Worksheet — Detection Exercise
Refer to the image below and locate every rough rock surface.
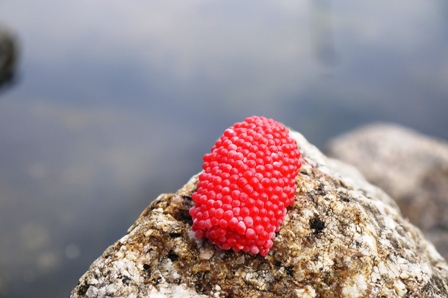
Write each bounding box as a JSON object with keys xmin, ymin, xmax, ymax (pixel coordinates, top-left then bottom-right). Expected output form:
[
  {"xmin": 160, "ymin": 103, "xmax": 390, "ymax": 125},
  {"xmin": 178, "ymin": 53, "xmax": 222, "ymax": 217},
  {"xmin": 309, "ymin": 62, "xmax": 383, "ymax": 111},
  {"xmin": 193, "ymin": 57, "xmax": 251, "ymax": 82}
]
[
  {"xmin": 326, "ymin": 123, "xmax": 448, "ymax": 260},
  {"xmin": 71, "ymin": 129, "xmax": 448, "ymax": 298}
]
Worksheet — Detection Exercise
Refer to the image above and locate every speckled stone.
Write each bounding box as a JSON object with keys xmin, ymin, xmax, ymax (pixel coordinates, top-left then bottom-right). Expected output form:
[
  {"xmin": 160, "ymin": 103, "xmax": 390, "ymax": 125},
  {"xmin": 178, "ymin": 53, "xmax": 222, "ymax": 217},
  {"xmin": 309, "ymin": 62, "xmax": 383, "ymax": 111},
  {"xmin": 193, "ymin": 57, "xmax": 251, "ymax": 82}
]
[
  {"xmin": 71, "ymin": 129, "xmax": 448, "ymax": 298},
  {"xmin": 326, "ymin": 123, "xmax": 448, "ymax": 260}
]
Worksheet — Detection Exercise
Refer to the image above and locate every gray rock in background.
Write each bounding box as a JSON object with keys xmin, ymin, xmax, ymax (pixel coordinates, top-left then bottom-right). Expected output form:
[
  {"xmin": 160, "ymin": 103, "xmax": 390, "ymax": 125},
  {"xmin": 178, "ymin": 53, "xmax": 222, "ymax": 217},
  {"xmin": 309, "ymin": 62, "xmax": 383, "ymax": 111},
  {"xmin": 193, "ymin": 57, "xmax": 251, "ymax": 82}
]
[
  {"xmin": 326, "ymin": 123, "xmax": 448, "ymax": 260},
  {"xmin": 71, "ymin": 129, "xmax": 448, "ymax": 298}
]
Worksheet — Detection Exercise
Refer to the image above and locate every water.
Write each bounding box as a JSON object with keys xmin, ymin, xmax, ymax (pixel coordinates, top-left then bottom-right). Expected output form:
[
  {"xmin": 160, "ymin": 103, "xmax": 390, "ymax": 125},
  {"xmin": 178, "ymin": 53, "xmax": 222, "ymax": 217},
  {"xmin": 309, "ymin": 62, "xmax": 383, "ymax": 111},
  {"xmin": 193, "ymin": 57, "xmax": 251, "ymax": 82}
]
[{"xmin": 0, "ymin": 1, "xmax": 447, "ymax": 297}]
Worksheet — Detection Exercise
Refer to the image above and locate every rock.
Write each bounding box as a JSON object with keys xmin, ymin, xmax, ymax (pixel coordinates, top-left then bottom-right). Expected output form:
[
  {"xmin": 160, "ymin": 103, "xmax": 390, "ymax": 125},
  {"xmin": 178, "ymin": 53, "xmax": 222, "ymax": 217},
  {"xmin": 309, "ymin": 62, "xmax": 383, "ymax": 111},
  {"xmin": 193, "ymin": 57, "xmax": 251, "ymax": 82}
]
[
  {"xmin": 0, "ymin": 27, "xmax": 18, "ymax": 88},
  {"xmin": 71, "ymin": 129, "xmax": 448, "ymax": 298},
  {"xmin": 326, "ymin": 123, "xmax": 448, "ymax": 260}
]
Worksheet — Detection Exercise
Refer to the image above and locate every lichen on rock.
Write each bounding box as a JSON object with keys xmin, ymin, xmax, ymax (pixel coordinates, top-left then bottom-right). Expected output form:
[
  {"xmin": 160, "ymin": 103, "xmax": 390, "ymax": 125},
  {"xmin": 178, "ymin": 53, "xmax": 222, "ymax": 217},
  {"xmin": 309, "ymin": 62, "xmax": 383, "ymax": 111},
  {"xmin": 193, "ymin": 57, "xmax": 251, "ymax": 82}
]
[{"xmin": 71, "ymin": 129, "xmax": 448, "ymax": 298}]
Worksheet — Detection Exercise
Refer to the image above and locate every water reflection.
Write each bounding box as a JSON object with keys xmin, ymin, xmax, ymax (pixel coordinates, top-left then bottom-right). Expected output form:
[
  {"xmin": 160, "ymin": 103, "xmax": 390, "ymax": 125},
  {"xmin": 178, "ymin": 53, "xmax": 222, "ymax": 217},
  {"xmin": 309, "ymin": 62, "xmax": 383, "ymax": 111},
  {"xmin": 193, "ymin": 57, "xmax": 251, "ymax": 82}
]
[
  {"xmin": 0, "ymin": 1, "xmax": 448, "ymax": 297},
  {"xmin": 310, "ymin": 0, "xmax": 338, "ymax": 68}
]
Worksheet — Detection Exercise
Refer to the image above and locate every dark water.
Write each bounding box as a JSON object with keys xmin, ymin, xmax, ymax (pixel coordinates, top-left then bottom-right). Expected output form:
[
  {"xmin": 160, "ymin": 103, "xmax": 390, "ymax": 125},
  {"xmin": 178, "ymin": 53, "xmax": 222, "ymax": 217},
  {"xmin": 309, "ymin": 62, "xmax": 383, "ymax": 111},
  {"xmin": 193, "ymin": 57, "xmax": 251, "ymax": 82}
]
[{"xmin": 0, "ymin": 1, "xmax": 447, "ymax": 297}]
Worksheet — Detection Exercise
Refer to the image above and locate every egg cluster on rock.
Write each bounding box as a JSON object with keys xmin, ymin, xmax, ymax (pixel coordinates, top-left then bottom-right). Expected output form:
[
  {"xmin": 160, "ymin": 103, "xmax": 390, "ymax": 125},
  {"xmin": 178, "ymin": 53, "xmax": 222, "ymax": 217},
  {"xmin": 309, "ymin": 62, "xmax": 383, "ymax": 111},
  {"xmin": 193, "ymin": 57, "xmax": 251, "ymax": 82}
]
[{"xmin": 190, "ymin": 116, "xmax": 301, "ymax": 256}]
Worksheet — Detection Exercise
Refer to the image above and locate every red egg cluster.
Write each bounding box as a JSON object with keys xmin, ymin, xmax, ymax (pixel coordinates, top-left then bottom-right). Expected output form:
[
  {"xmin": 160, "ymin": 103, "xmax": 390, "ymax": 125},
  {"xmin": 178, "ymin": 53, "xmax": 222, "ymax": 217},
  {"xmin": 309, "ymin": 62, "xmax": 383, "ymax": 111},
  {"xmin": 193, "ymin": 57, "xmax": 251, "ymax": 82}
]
[{"xmin": 189, "ymin": 116, "xmax": 301, "ymax": 256}]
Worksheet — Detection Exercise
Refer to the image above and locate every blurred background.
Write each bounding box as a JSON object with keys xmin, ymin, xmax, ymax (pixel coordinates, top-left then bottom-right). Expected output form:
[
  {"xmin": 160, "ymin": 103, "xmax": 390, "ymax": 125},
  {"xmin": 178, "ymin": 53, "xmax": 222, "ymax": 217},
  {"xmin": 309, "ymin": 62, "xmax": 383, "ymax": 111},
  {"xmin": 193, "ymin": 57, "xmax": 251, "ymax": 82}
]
[{"xmin": 1, "ymin": 0, "xmax": 448, "ymax": 297}]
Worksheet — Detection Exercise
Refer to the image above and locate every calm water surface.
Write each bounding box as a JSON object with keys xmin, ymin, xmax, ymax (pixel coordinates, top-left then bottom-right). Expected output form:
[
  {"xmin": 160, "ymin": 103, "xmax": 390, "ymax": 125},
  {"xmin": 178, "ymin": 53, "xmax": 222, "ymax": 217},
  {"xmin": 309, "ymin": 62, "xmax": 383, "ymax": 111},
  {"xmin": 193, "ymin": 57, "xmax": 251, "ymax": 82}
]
[{"xmin": 1, "ymin": 1, "xmax": 448, "ymax": 297}]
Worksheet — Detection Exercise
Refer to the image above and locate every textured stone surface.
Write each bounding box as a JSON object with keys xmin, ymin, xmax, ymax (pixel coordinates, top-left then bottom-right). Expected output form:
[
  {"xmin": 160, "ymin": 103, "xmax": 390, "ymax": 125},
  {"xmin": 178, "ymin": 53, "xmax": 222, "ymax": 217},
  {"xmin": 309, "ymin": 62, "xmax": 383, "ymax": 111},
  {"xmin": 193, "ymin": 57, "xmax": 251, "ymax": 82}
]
[
  {"xmin": 326, "ymin": 123, "xmax": 448, "ymax": 260},
  {"xmin": 71, "ymin": 129, "xmax": 448, "ymax": 298}
]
